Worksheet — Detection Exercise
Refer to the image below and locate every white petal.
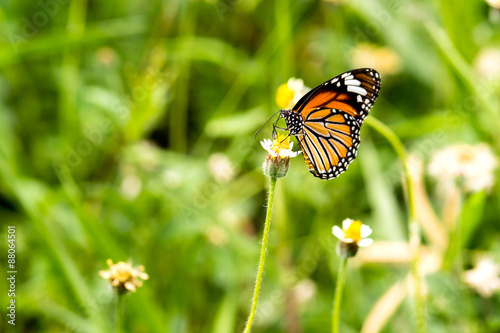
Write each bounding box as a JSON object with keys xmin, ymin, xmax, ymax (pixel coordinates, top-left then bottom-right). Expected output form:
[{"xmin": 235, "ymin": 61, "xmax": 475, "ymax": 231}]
[
  {"xmin": 279, "ymin": 149, "xmax": 291, "ymax": 158},
  {"xmin": 332, "ymin": 226, "xmax": 345, "ymax": 240},
  {"xmin": 260, "ymin": 140, "xmax": 271, "ymax": 150},
  {"xmin": 260, "ymin": 140, "xmax": 277, "ymax": 156},
  {"xmin": 342, "ymin": 218, "xmax": 354, "ymax": 230},
  {"xmin": 289, "ymin": 142, "xmax": 294, "ymax": 150},
  {"xmin": 360, "ymin": 225, "xmax": 372, "ymax": 238},
  {"xmin": 357, "ymin": 238, "xmax": 373, "ymax": 247}
]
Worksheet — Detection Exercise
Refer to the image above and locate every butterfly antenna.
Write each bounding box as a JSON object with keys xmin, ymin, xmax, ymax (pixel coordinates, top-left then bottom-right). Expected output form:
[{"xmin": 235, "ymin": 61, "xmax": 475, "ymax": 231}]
[
  {"xmin": 254, "ymin": 110, "xmax": 282, "ymax": 140},
  {"xmin": 272, "ymin": 117, "xmax": 277, "ymax": 139}
]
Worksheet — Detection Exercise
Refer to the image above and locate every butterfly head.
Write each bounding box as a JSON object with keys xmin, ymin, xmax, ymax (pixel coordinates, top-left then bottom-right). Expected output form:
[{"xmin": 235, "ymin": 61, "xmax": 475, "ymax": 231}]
[{"xmin": 279, "ymin": 110, "xmax": 303, "ymax": 136}]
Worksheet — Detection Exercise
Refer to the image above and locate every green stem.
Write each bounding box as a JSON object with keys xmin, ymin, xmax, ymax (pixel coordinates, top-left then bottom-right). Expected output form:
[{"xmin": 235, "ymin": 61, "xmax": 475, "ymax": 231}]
[
  {"xmin": 332, "ymin": 256, "xmax": 348, "ymax": 333},
  {"xmin": 365, "ymin": 116, "xmax": 426, "ymax": 333},
  {"xmin": 243, "ymin": 177, "xmax": 278, "ymax": 333},
  {"xmin": 116, "ymin": 294, "xmax": 124, "ymax": 333}
]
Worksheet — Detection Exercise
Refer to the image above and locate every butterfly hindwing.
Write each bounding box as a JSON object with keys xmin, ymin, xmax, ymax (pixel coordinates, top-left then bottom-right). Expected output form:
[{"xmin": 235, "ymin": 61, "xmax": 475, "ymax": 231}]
[{"xmin": 297, "ymin": 109, "xmax": 361, "ymax": 179}]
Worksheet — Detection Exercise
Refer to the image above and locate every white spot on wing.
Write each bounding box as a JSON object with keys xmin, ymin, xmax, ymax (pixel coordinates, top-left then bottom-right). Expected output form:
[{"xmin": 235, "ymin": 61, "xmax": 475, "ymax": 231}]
[
  {"xmin": 344, "ymin": 79, "xmax": 361, "ymax": 86},
  {"xmin": 347, "ymin": 85, "xmax": 367, "ymax": 95},
  {"xmin": 341, "ymin": 72, "xmax": 351, "ymax": 78}
]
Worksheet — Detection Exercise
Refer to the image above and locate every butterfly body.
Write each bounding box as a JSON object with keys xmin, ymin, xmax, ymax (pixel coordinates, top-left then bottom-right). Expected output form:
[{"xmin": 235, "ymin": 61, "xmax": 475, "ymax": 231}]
[
  {"xmin": 280, "ymin": 110, "xmax": 303, "ymax": 135},
  {"xmin": 280, "ymin": 68, "xmax": 381, "ymax": 180}
]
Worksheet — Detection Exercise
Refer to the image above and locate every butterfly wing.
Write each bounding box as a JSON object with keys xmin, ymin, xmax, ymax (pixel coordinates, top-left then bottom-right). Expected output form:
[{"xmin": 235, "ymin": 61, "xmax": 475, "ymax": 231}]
[{"xmin": 293, "ymin": 68, "xmax": 381, "ymax": 179}]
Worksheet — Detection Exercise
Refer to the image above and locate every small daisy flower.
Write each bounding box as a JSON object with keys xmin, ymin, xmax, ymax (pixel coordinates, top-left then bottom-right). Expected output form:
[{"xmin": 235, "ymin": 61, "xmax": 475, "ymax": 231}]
[
  {"xmin": 332, "ymin": 219, "xmax": 373, "ymax": 246},
  {"xmin": 276, "ymin": 78, "xmax": 310, "ymax": 109},
  {"xmin": 462, "ymin": 256, "xmax": 500, "ymax": 298},
  {"xmin": 261, "ymin": 133, "xmax": 301, "ymax": 159},
  {"xmin": 428, "ymin": 143, "xmax": 498, "ymax": 193},
  {"xmin": 332, "ymin": 219, "xmax": 373, "ymax": 258},
  {"xmin": 99, "ymin": 259, "xmax": 149, "ymax": 295},
  {"xmin": 261, "ymin": 133, "xmax": 301, "ymax": 178}
]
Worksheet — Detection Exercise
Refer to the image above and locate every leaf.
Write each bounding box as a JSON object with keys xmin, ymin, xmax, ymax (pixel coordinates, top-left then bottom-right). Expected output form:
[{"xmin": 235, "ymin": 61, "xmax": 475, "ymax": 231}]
[{"xmin": 460, "ymin": 190, "xmax": 487, "ymax": 248}]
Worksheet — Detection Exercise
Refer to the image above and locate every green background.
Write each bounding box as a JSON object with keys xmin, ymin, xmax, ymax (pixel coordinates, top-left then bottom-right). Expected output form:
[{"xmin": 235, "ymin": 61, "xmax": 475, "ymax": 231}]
[{"xmin": 1, "ymin": 0, "xmax": 500, "ymax": 332}]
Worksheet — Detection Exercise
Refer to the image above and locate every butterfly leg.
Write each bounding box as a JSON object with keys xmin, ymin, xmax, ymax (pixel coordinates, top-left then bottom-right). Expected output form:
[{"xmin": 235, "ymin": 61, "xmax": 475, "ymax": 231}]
[
  {"xmin": 272, "ymin": 125, "xmax": 287, "ymax": 139},
  {"xmin": 279, "ymin": 132, "xmax": 291, "ymax": 143}
]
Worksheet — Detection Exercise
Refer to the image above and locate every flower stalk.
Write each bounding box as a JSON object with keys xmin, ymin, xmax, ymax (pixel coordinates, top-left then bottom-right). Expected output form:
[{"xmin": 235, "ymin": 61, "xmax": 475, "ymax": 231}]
[
  {"xmin": 116, "ymin": 294, "xmax": 124, "ymax": 333},
  {"xmin": 332, "ymin": 256, "xmax": 347, "ymax": 333},
  {"xmin": 365, "ymin": 116, "xmax": 426, "ymax": 333},
  {"xmin": 331, "ymin": 219, "xmax": 373, "ymax": 333},
  {"xmin": 99, "ymin": 259, "xmax": 149, "ymax": 332},
  {"xmin": 244, "ymin": 176, "xmax": 277, "ymax": 333},
  {"xmin": 244, "ymin": 134, "xmax": 299, "ymax": 332}
]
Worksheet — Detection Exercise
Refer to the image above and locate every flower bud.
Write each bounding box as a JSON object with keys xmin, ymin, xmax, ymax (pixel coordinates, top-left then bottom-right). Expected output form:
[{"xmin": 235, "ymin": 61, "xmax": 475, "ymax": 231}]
[
  {"xmin": 337, "ymin": 241, "xmax": 359, "ymax": 259},
  {"xmin": 263, "ymin": 154, "xmax": 290, "ymax": 178}
]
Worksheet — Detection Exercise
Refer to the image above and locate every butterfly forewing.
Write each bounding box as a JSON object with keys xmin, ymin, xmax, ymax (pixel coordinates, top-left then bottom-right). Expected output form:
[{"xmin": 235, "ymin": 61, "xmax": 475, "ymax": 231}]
[
  {"xmin": 287, "ymin": 68, "xmax": 381, "ymax": 180},
  {"xmin": 294, "ymin": 68, "xmax": 380, "ymax": 122}
]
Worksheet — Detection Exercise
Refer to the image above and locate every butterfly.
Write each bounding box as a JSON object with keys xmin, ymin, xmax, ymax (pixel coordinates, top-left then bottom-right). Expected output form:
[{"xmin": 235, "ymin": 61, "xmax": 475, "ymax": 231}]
[{"xmin": 278, "ymin": 68, "xmax": 381, "ymax": 180}]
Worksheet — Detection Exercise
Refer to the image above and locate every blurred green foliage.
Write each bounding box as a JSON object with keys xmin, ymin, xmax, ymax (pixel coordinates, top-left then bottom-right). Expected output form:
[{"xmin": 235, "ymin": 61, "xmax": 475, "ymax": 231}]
[{"xmin": 0, "ymin": 0, "xmax": 500, "ymax": 332}]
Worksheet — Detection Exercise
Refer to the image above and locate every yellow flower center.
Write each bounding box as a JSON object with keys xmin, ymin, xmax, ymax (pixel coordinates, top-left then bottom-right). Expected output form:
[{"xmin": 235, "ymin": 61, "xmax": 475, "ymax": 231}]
[
  {"xmin": 458, "ymin": 147, "xmax": 475, "ymax": 163},
  {"xmin": 344, "ymin": 220, "xmax": 362, "ymax": 241},
  {"xmin": 276, "ymin": 83, "xmax": 294, "ymax": 109},
  {"xmin": 270, "ymin": 134, "xmax": 291, "ymax": 154},
  {"xmin": 112, "ymin": 262, "xmax": 134, "ymax": 282}
]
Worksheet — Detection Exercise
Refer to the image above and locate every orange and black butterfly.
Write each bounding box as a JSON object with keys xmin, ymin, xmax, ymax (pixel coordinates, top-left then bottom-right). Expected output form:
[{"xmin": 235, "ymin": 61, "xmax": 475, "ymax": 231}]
[{"xmin": 279, "ymin": 68, "xmax": 381, "ymax": 180}]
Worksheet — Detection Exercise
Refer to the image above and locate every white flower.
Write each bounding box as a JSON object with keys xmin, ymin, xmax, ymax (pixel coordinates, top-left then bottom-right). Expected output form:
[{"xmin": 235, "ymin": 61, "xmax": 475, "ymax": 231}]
[
  {"xmin": 276, "ymin": 78, "xmax": 310, "ymax": 109},
  {"xmin": 462, "ymin": 256, "xmax": 500, "ymax": 298},
  {"xmin": 486, "ymin": 0, "xmax": 500, "ymax": 9},
  {"xmin": 428, "ymin": 143, "xmax": 498, "ymax": 193},
  {"xmin": 260, "ymin": 134, "xmax": 301, "ymax": 178},
  {"xmin": 208, "ymin": 153, "xmax": 234, "ymax": 183},
  {"xmin": 293, "ymin": 279, "xmax": 317, "ymax": 305},
  {"xmin": 332, "ymin": 218, "xmax": 373, "ymax": 247},
  {"xmin": 260, "ymin": 134, "xmax": 301, "ymax": 159},
  {"xmin": 120, "ymin": 164, "xmax": 142, "ymax": 200},
  {"xmin": 474, "ymin": 47, "xmax": 500, "ymax": 82},
  {"xmin": 99, "ymin": 259, "xmax": 149, "ymax": 294}
]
